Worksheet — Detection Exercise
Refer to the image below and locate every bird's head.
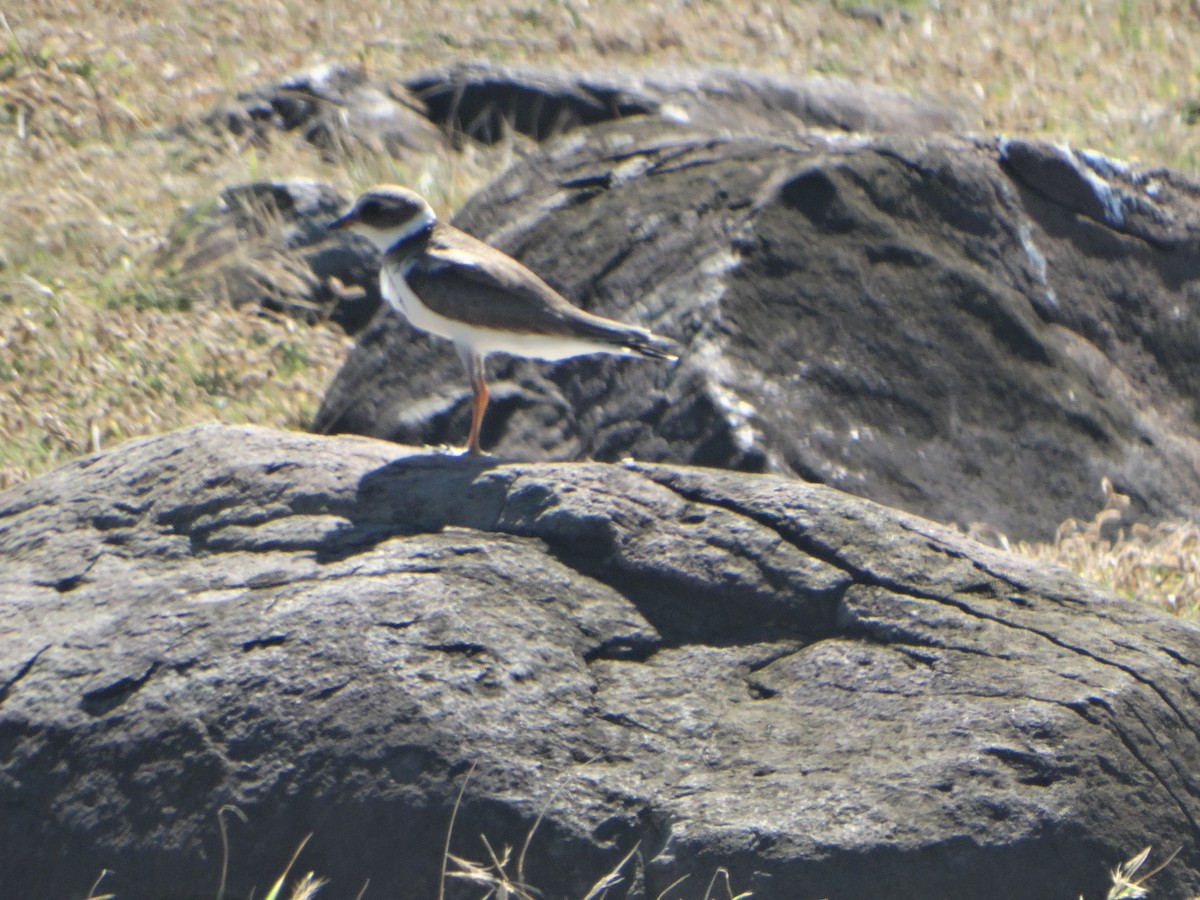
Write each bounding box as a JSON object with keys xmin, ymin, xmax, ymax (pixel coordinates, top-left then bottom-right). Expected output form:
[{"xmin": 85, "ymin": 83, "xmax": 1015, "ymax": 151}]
[{"xmin": 327, "ymin": 185, "xmax": 437, "ymax": 252}]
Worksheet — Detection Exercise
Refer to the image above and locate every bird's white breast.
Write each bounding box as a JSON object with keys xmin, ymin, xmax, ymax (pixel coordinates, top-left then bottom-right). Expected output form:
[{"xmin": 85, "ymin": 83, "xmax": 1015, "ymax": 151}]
[{"xmin": 381, "ymin": 262, "xmax": 461, "ymax": 342}]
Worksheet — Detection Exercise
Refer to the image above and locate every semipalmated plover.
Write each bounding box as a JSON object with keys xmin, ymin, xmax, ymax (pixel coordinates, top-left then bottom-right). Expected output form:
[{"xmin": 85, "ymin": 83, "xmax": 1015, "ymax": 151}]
[{"xmin": 328, "ymin": 185, "xmax": 678, "ymax": 455}]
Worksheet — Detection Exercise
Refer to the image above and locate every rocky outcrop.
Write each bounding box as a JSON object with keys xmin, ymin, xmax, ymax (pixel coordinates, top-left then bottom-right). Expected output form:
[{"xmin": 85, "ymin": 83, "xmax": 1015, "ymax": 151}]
[
  {"xmin": 314, "ymin": 118, "xmax": 1200, "ymax": 540},
  {"xmin": 203, "ymin": 62, "xmax": 444, "ymax": 157},
  {"xmin": 174, "ymin": 61, "xmax": 961, "ymax": 334},
  {"xmin": 2, "ymin": 424, "xmax": 1199, "ymax": 899},
  {"xmin": 159, "ymin": 180, "xmax": 381, "ymax": 333},
  {"xmin": 201, "ymin": 61, "xmax": 967, "ymax": 155},
  {"xmin": 404, "ymin": 61, "xmax": 968, "ymax": 144}
]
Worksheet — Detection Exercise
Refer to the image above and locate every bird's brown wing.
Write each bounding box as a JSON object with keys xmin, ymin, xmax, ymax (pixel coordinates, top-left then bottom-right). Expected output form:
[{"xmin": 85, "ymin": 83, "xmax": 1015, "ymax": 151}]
[{"xmin": 401, "ymin": 227, "xmax": 648, "ymax": 346}]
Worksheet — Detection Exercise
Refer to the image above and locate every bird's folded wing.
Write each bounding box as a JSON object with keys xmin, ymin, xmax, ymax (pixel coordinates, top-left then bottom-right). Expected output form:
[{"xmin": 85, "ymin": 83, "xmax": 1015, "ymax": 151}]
[{"xmin": 402, "ymin": 230, "xmax": 644, "ymax": 345}]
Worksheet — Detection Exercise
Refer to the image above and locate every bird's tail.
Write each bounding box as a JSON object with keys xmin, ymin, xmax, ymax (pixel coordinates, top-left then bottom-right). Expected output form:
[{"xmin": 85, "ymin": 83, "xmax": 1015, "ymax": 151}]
[{"xmin": 626, "ymin": 328, "xmax": 681, "ymax": 361}]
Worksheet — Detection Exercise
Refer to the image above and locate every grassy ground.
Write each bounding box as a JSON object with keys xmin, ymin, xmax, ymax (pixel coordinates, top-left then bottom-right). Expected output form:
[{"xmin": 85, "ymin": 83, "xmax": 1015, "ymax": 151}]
[{"xmin": 4, "ymin": 0, "xmax": 1200, "ymax": 615}]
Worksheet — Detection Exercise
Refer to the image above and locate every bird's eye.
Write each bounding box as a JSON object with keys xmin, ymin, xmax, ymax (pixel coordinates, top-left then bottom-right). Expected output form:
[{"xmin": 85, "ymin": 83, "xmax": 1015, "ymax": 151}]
[{"xmin": 358, "ymin": 198, "xmax": 380, "ymax": 220}]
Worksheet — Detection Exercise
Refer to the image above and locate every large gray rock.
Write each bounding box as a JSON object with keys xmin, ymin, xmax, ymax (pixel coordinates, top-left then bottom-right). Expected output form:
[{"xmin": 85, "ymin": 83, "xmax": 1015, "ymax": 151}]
[
  {"xmin": 314, "ymin": 118, "xmax": 1200, "ymax": 540},
  {"xmin": 160, "ymin": 180, "xmax": 380, "ymax": 333},
  {"xmin": 201, "ymin": 61, "xmax": 966, "ymax": 153},
  {"xmin": 2, "ymin": 424, "xmax": 1199, "ymax": 899},
  {"xmin": 203, "ymin": 62, "xmax": 444, "ymax": 157},
  {"xmin": 180, "ymin": 62, "xmax": 964, "ymax": 333},
  {"xmin": 403, "ymin": 62, "xmax": 968, "ymax": 143}
]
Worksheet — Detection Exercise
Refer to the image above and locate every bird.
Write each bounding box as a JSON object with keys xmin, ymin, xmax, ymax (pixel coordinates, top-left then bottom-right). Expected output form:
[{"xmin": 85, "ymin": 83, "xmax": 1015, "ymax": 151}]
[{"xmin": 327, "ymin": 184, "xmax": 679, "ymax": 455}]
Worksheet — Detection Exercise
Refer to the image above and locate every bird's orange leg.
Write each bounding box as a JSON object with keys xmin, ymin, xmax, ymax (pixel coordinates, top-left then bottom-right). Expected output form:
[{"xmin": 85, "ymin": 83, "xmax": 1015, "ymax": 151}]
[
  {"xmin": 461, "ymin": 349, "xmax": 489, "ymax": 456},
  {"xmin": 467, "ymin": 371, "xmax": 489, "ymax": 455}
]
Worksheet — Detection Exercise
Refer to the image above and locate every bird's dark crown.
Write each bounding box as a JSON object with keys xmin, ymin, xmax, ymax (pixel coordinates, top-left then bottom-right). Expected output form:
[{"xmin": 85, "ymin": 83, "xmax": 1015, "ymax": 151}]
[{"xmin": 350, "ymin": 185, "xmax": 435, "ymax": 230}]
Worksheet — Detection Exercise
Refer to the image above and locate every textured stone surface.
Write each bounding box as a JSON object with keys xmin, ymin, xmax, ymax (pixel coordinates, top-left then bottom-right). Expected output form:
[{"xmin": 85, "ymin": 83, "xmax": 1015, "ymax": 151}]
[
  {"xmin": 202, "ymin": 61, "xmax": 965, "ymax": 152},
  {"xmin": 314, "ymin": 119, "xmax": 1200, "ymax": 540},
  {"xmin": 2, "ymin": 424, "xmax": 1199, "ymax": 899},
  {"xmin": 204, "ymin": 61, "xmax": 444, "ymax": 156},
  {"xmin": 403, "ymin": 61, "xmax": 968, "ymax": 143}
]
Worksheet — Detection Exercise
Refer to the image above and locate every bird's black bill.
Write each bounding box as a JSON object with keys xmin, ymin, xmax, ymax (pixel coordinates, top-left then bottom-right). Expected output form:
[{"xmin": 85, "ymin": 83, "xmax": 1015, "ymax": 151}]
[{"xmin": 325, "ymin": 211, "xmax": 355, "ymax": 233}]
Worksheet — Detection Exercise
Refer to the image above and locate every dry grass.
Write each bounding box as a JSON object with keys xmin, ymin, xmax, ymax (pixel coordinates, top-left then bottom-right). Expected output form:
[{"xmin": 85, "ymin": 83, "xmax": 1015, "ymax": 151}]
[
  {"xmin": 1005, "ymin": 479, "xmax": 1200, "ymax": 620},
  {"xmin": 4, "ymin": 0, "xmax": 1200, "ymax": 614},
  {"xmin": 1100, "ymin": 845, "xmax": 1183, "ymax": 899}
]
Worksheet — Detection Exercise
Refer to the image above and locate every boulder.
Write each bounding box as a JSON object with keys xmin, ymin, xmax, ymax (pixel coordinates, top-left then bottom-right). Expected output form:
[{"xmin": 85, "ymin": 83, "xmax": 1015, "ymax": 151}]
[
  {"xmin": 204, "ymin": 62, "xmax": 444, "ymax": 157},
  {"xmin": 313, "ymin": 118, "xmax": 1200, "ymax": 540},
  {"xmin": 201, "ymin": 61, "xmax": 966, "ymax": 153},
  {"xmin": 2, "ymin": 423, "xmax": 1199, "ymax": 899},
  {"xmin": 403, "ymin": 62, "xmax": 968, "ymax": 143},
  {"xmin": 178, "ymin": 62, "xmax": 964, "ymax": 333},
  {"xmin": 160, "ymin": 180, "xmax": 379, "ymax": 333}
]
